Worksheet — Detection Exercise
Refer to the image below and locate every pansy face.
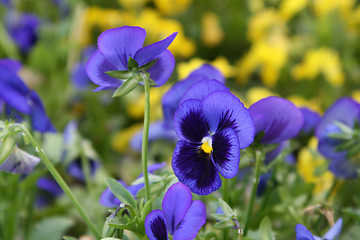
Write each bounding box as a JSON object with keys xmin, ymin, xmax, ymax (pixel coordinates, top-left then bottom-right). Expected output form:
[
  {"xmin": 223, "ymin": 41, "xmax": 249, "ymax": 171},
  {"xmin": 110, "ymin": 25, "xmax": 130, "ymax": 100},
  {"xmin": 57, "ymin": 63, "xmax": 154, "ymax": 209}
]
[
  {"xmin": 172, "ymin": 90, "xmax": 254, "ymax": 195},
  {"xmin": 86, "ymin": 26, "xmax": 177, "ymax": 91}
]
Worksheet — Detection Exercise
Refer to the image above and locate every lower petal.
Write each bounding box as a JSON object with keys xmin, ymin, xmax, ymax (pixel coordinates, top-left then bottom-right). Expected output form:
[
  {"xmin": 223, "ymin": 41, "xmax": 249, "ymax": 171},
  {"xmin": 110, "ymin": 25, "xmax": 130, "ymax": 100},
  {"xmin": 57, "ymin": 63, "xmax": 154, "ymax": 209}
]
[
  {"xmin": 145, "ymin": 209, "xmax": 169, "ymax": 240},
  {"xmin": 212, "ymin": 128, "xmax": 240, "ymax": 179},
  {"xmin": 329, "ymin": 158, "xmax": 358, "ymax": 179},
  {"xmin": 172, "ymin": 140, "xmax": 222, "ymax": 195}
]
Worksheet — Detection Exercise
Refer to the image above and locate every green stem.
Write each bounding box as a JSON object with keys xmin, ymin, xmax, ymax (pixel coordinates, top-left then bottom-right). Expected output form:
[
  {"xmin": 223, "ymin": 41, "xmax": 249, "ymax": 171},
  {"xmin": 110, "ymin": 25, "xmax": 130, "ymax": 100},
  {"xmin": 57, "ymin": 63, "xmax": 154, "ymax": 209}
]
[
  {"xmin": 141, "ymin": 74, "xmax": 151, "ymax": 201},
  {"xmin": 80, "ymin": 148, "xmax": 92, "ymax": 193},
  {"xmin": 243, "ymin": 150, "xmax": 262, "ymax": 236},
  {"xmin": 222, "ymin": 178, "xmax": 229, "ymax": 240},
  {"xmin": 14, "ymin": 124, "xmax": 101, "ymax": 239}
]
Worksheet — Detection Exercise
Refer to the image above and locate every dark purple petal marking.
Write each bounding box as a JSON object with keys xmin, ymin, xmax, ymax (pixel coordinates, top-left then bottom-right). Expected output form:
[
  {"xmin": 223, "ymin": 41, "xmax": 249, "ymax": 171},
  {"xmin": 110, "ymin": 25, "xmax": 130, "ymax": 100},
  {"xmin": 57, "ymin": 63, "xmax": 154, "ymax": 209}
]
[
  {"xmin": 174, "ymin": 99, "xmax": 208, "ymax": 142},
  {"xmin": 212, "ymin": 128, "xmax": 240, "ymax": 179},
  {"xmin": 172, "ymin": 140, "xmax": 222, "ymax": 195},
  {"xmin": 145, "ymin": 210, "xmax": 168, "ymax": 240}
]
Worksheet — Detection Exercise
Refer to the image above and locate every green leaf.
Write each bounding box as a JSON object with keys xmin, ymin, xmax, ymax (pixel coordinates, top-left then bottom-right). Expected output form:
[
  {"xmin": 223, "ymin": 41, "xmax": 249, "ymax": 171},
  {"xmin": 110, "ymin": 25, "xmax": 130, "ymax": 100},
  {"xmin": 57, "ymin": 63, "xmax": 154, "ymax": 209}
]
[
  {"xmin": 343, "ymin": 208, "xmax": 360, "ymax": 222},
  {"xmin": 131, "ymin": 174, "xmax": 163, "ymax": 185},
  {"xmin": 127, "ymin": 57, "xmax": 139, "ymax": 70},
  {"xmin": 211, "ymin": 213, "xmax": 231, "ymax": 222},
  {"xmin": 141, "ymin": 199, "xmax": 153, "ymax": 221},
  {"xmin": 148, "ymin": 78, "xmax": 158, "ymax": 87},
  {"xmin": 106, "ymin": 177, "xmax": 137, "ymax": 209},
  {"xmin": 212, "ymin": 220, "xmax": 234, "ymax": 229},
  {"xmin": 29, "ymin": 217, "xmax": 74, "ymax": 240},
  {"xmin": 63, "ymin": 237, "xmax": 78, "ymax": 240},
  {"xmin": 259, "ymin": 217, "xmax": 275, "ymax": 240},
  {"xmin": 219, "ymin": 198, "xmax": 235, "ymax": 217},
  {"xmin": 112, "ymin": 77, "xmax": 139, "ymax": 98},
  {"xmin": 136, "ymin": 181, "xmax": 164, "ymax": 199},
  {"xmin": 140, "ymin": 59, "xmax": 158, "ymax": 72},
  {"xmin": 0, "ymin": 136, "xmax": 16, "ymax": 164},
  {"xmin": 108, "ymin": 216, "xmax": 138, "ymax": 232},
  {"xmin": 106, "ymin": 70, "xmax": 134, "ymax": 80},
  {"xmin": 101, "ymin": 238, "xmax": 122, "ymax": 240}
]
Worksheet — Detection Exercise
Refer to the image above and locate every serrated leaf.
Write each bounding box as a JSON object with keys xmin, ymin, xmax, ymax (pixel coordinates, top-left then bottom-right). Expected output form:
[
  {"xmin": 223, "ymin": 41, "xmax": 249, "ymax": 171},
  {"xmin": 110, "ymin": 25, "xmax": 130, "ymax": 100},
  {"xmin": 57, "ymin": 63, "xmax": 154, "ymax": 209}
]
[
  {"xmin": 106, "ymin": 70, "xmax": 134, "ymax": 80},
  {"xmin": 219, "ymin": 198, "xmax": 235, "ymax": 217},
  {"xmin": 212, "ymin": 220, "xmax": 234, "ymax": 229},
  {"xmin": 140, "ymin": 59, "xmax": 158, "ymax": 72},
  {"xmin": 106, "ymin": 178, "xmax": 137, "ymax": 209},
  {"xmin": 259, "ymin": 217, "xmax": 275, "ymax": 240},
  {"xmin": 112, "ymin": 77, "xmax": 139, "ymax": 97},
  {"xmin": 127, "ymin": 57, "xmax": 139, "ymax": 70},
  {"xmin": 29, "ymin": 217, "xmax": 74, "ymax": 240}
]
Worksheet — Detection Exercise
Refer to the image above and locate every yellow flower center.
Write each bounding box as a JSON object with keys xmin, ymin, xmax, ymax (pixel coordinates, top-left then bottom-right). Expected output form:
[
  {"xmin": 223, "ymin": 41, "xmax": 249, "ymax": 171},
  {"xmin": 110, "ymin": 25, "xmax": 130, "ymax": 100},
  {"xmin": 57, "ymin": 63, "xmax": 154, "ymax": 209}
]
[{"xmin": 201, "ymin": 136, "xmax": 213, "ymax": 154}]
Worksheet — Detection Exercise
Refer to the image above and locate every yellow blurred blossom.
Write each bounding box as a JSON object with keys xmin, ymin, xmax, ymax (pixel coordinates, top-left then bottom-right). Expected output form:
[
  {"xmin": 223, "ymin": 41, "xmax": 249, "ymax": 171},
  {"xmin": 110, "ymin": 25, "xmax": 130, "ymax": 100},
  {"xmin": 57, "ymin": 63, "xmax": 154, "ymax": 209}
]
[
  {"xmin": 292, "ymin": 48, "xmax": 344, "ymax": 87},
  {"xmin": 118, "ymin": 0, "xmax": 149, "ymax": 9},
  {"xmin": 287, "ymin": 95, "xmax": 322, "ymax": 113},
  {"xmin": 154, "ymin": 0, "xmax": 193, "ymax": 16},
  {"xmin": 245, "ymin": 87, "xmax": 277, "ymax": 107},
  {"xmin": 177, "ymin": 56, "xmax": 235, "ymax": 79},
  {"xmin": 279, "ymin": 0, "xmax": 308, "ymax": 21},
  {"xmin": 248, "ymin": 0, "xmax": 264, "ymax": 13},
  {"xmin": 297, "ymin": 137, "xmax": 334, "ymax": 194},
  {"xmin": 201, "ymin": 12, "xmax": 224, "ymax": 47},
  {"xmin": 312, "ymin": 0, "xmax": 354, "ymax": 18},
  {"xmin": 352, "ymin": 91, "xmax": 360, "ymax": 103},
  {"xmin": 112, "ymin": 124, "xmax": 142, "ymax": 153}
]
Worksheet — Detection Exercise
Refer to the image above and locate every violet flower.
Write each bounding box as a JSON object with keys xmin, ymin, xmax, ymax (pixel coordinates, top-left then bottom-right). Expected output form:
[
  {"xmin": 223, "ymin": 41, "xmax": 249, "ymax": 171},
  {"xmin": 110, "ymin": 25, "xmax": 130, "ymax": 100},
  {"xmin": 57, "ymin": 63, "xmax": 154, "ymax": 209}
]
[
  {"xmin": 86, "ymin": 26, "xmax": 177, "ymax": 92},
  {"xmin": 36, "ymin": 177, "xmax": 63, "ymax": 207},
  {"xmin": 315, "ymin": 97, "xmax": 360, "ymax": 178},
  {"xmin": 145, "ymin": 182, "xmax": 206, "ymax": 240},
  {"xmin": 71, "ymin": 46, "xmax": 97, "ymax": 90},
  {"xmin": 172, "ymin": 88, "xmax": 254, "ymax": 195},
  {"xmin": 295, "ymin": 218, "xmax": 342, "ymax": 240}
]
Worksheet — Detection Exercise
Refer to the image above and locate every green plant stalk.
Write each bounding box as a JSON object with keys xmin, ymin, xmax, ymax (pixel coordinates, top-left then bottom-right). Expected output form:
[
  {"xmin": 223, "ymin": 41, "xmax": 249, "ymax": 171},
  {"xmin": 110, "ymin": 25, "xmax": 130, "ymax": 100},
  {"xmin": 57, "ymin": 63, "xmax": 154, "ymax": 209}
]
[
  {"xmin": 243, "ymin": 150, "xmax": 262, "ymax": 236},
  {"xmin": 80, "ymin": 148, "xmax": 92, "ymax": 193},
  {"xmin": 222, "ymin": 178, "xmax": 229, "ymax": 240},
  {"xmin": 141, "ymin": 75, "xmax": 151, "ymax": 201},
  {"xmin": 14, "ymin": 124, "xmax": 101, "ymax": 239}
]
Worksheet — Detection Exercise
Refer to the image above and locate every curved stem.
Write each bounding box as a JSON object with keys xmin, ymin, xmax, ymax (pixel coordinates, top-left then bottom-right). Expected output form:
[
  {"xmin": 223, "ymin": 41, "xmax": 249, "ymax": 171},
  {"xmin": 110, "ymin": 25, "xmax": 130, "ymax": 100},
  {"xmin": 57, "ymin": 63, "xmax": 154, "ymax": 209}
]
[
  {"xmin": 13, "ymin": 124, "xmax": 101, "ymax": 239},
  {"xmin": 141, "ymin": 75, "xmax": 151, "ymax": 201},
  {"xmin": 222, "ymin": 178, "xmax": 229, "ymax": 203},
  {"xmin": 243, "ymin": 150, "xmax": 262, "ymax": 236}
]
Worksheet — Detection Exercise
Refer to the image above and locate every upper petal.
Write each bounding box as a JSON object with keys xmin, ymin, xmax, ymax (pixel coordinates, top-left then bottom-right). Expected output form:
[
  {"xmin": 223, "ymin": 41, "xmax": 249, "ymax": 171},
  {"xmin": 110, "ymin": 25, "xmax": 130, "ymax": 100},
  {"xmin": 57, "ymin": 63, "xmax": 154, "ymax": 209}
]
[
  {"xmin": 173, "ymin": 200, "xmax": 206, "ymax": 240},
  {"xmin": 174, "ymin": 99, "xmax": 209, "ymax": 142},
  {"xmin": 97, "ymin": 26, "xmax": 146, "ymax": 70},
  {"xmin": 180, "ymin": 79, "xmax": 229, "ymax": 104},
  {"xmin": 201, "ymin": 91, "xmax": 255, "ymax": 149},
  {"xmin": 162, "ymin": 182, "xmax": 192, "ymax": 235},
  {"xmin": 324, "ymin": 218, "xmax": 342, "ymax": 240},
  {"xmin": 212, "ymin": 127, "xmax": 240, "ymax": 179},
  {"xmin": 28, "ymin": 91, "xmax": 56, "ymax": 133},
  {"xmin": 86, "ymin": 50, "xmax": 123, "ymax": 90},
  {"xmin": 134, "ymin": 32, "xmax": 177, "ymax": 66},
  {"xmin": 249, "ymin": 96, "xmax": 304, "ymax": 144},
  {"xmin": 172, "ymin": 140, "xmax": 222, "ymax": 195},
  {"xmin": 147, "ymin": 49, "xmax": 175, "ymax": 87},
  {"xmin": 99, "ymin": 187, "xmax": 121, "ymax": 208},
  {"xmin": 295, "ymin": 224, "xmax": 316, "ymax": 240},
  {"xmin": 145, "ymin": 209, "xmax": 169, "ymax": 240}
]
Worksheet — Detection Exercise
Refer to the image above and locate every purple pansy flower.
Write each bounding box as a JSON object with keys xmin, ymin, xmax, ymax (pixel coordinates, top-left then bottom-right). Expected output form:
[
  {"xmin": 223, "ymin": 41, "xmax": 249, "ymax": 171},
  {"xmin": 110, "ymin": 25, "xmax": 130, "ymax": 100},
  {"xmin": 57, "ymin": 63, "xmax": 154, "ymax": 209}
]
[
  {"xmin": 71, "ymin": 46, "xmax": 97, "ymax": 90},
  {"xmin": 172, "ymin": 88, "xmax": 255, "ymax": 195},
  {"xmin": 130, "ymin": 64, "xmax": 224, "ymax": 152},
  {"xmin": 295, "ymin": 218, "xmax": 342, "ymax": 240},
  {"xmin": 0, "ymin": 59, "xmax": 55, "ymax": 133},
  {"xmin": 86, "ymin": 26, "xmax": 177, "ymax": 92},
  {"xmin": 145, "ymin": 182, "xmax": 206, "ymax": 240},
  {"xmin": 315, "ymin": 98, "xmax": 360, "ymax": 179},
  {"xmin": 100, "ymin": 162, "xmax": 166, "ymax": 208},
  {"xmin": 0, "ymin": 147, "xmax": 40, "ymax": 174},
  {"xmin": 299, "ymin": 108, "xmax": 321, "ymax": 136},
  {"xmin": 36, "ymin": 177, "xmax": 63, "ymax": 207}
]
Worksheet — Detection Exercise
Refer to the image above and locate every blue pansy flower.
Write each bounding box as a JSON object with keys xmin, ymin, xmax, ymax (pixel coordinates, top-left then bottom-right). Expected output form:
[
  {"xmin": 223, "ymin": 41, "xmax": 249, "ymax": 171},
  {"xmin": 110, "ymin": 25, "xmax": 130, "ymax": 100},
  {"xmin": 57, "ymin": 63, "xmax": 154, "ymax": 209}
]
[
  {"xmin": 316, "ymin": 97, "xmax": 360, "ymax": 178},
  {"xmin": 172, "ymin": 89, "xmax": 254, "ymax": 195},
  {"xmin": 298, "ymin": 108, "xmax": 321, "ymax": 136},
  {"xmin": 36, "ymin": 177, "xmax": 63, "ymax": 207},
  {"xmin": 86, "ymin": 26, "xmax": 177, "ymax": 91},
  {"xmin": 295, "ymin": 218, "xmax": 342, "ymax": 240},
  {"xmin": 99, "ymin": 162, "xmax": 166, "ymax": 208},
  {"xmin": 5, "ymin": 12, "xmax": 39, "ymax": 53},
  {"xmin": 145, "ymin": 182, "xmax": 206, "ymax": 240},
  {"xmin": 0, "ymin": 59, "xmax": 55, "ymax": 133},
  {"xmin": 71, "ymin": 46, "xmax": 97, "ymax": 90},
  {"xmin": 0, "ymin": 147, "xmax": 40, "ymax": 174},
  {"xmin": 130, "ymin": 64, "xmax": 224, "ymax": 152}
]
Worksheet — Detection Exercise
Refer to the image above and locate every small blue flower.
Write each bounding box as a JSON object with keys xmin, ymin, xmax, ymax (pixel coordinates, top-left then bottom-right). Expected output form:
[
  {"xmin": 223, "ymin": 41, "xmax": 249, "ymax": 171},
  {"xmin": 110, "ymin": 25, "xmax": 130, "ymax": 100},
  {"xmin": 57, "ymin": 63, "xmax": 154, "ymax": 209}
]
[
  {"xmin": 0, "ymin": 146, "xmax": 40, "ymax": 174},
  {"xmin": 35, "ymin": 177, "xmax": 63, "ymax": 207},
  {"xmin": 295, "ymin": 218, "xmax": 342, "ymax": 240},
  {"xmin": 172, "ymin": 89, "xmax": 254, "ymax": 195},
  {"xmin": 316, "ymin": 97, "xmax": 360, "ymax": 178},
  {"xmin": 86, "ymin": 26, "xmax": 177, "ymax": 92},
  {"xmin": 71, "ymin": 46, "xmax": 97, "ymax": 90},
  {"xmin": 145, "ymin": 182, "xmax": 206, "ymax": 240}
]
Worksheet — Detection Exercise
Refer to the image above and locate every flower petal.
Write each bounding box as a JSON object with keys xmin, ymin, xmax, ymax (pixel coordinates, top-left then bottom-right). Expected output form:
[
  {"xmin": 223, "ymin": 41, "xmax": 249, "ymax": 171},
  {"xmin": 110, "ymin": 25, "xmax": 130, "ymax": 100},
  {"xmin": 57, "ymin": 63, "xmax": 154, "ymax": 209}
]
[
  {"xmin": 324, "ymin": 218, "xmax": 342, "ymax": 240},
  {"xmin": 36, "ymin": 177, "xmax": 63, "ymax": 196},
  {"xmin": 28, "ymin": 91, "xmax": 56, "ymax": 133},
  {"xmin": 0, "ymin": 65, "xmax": 31, "ymax": 114},
  {"xmin": 162, "ymin": 182, "xmax": 192, "ymax": 235},
  {"xmin": 162, "ymin": 64, "xmax": 225, "ymax": 128},
  {"xmin": 145, "ymin": 209, "xmax": 169, "ymax": 240},
  {"xmin": 249, "ymin": 96, "xmax": 304, "ymax": 144},
  {"xmin": 299, "ymin": 108, "xmax": 321, "ymax": 135},
  {"xmin": 86, "ymin": 50, "xmax": 123, "ymax": 90},
  {"xmin": 318, "ymin": 138, "xmax": 347, "ymax": 162},
  {"xmin": 180, "ymin": 79, "xmax": 229, "ymax": 104},
  {"xmin": 212, "ymin": 127, "xmax": 240, "ymax": 179},
  {"xmin": 174, "ymin": 99, "xmax": 208, "ymax": 142},
  {"xmin": 0, "ymin": 147, "xmax": 40, "ymax": 174},
  {"xmin": 67, "ymin": 158, "xmax": 99, "ymax": 182},
  {"xmin": 99, "ymin": 185, "xmax": 122, "ymax": 208},
  {"xmin": 97, "ymin": 26, "xmax": 146, "ymax": 70},
  {"xmin": 328, "ymin": 158, "xmax": 358, "ymax": 179},
  {"xmin": 201, "ymin": 91, "xmax": 255, "ymax": 149},
  {"xmin": 147, "ymin": 49, "xmax": 175, "ymax": 87},
  {"xmin": 0, "ymin": 59, "xmax": 22, "ymax": 72},
  {"xmin": 295, "ymin": 224, "xmax": 316, "ymax": 240},
  {"xmin": 134, "ymin": 32, "xmax": 177, "ymax": 66},
  {"xmin": 172, "ymin": 140, "xmax": 222, "ymax": 195},
  {"xmin": 173, "ymin": 200, "xmax": 206, "ymax": 240}
]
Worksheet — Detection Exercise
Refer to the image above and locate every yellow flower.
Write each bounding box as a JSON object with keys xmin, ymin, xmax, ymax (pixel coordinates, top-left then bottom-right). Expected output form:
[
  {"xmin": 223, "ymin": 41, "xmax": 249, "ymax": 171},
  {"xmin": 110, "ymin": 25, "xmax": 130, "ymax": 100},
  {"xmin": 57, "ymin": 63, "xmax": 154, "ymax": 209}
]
[
  {"xmin": 245, "ymin": 87, "xmax": 277, "ymax": 107},
  {"xmin": 287, "ymin": 95, "xmax": 322, "ymax": 113},
  {"xmin": 153, "ymin": 0, "xmax": 193, "ymax": 16},
  {"xmin": 112, "ymin": 124, "xmax": 142, "ymax": 153},
  {"xmin": 118, "ymin": 0, "xmax": 149, "ymax": 9},
  {"xmin": 297, "ymin": 137, "xmax": 334, "ymax": 194},
  {"xmin": 292, "ymin": 48, "xmax": 344, "ymax": 87},
  {"xmin": 201, "ymin": 12, "xmax": 224, "ymax": 47},
  {"xmin": 279, "ymin": 0, "xmax": 308, "ymax": 21},
  {"xmin": 248, "ymin": 0, "xmax": 264, "ymax": 13},
  {"xmin": 313, "ymin": 0, "xmax": 354, "ymax": 18},
  {"xmin": 352, "ymin": 90, "xmax": 360, "ymax": 103}
]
